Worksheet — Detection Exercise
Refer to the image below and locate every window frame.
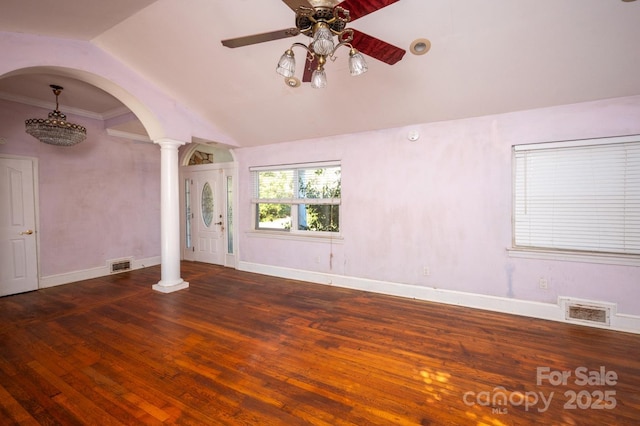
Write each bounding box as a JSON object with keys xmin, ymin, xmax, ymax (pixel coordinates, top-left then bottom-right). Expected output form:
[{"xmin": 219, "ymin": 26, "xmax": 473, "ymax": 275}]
[
  {"xmin": 509, "ymin": 134, "xmax": 640, "ymax": 266},
  {"xmin": 250, "ymin": 161, "xmax": 341, "ymax": 238}
]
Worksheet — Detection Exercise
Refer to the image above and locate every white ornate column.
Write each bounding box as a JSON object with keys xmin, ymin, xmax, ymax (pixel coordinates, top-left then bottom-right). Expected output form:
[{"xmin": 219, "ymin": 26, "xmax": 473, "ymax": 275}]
[{"xmin": 152, "ymin": 138, "xmax": 189, "ymax": 293}]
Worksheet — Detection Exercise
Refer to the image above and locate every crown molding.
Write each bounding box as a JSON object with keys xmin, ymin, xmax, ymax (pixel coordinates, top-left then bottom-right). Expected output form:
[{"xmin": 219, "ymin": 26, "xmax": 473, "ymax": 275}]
[
  {"xmin": 106, "ymin": 128, "xmax": 152, "ymax": 143},
  {"xmin": 0, "ymin": 91, "xmax": 130, "ymax": 121}
]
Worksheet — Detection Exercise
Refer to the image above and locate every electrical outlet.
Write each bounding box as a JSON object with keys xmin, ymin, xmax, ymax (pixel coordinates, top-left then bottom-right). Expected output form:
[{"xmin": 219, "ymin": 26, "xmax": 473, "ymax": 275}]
[
  {"xmin": 423, "ymin": 266, "xmax": 430, "ymax": 276},
  {"xmin": 539, "ymin": 278, "xmax": 548, "ymax": 289}
]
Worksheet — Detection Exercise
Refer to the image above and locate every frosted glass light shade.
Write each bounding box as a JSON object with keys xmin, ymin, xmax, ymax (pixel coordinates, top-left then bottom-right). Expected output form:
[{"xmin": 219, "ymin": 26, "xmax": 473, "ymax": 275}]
[
  {"xmin": 276, "ymin": 49, "xmax": 296, "ymax": 77},
  {"xmin": 310, "ymin": 68, "xmax": 327, "ymax": 89},
  {"xmin": 349, "ymin": 49, "xmax": 368, "ymax": 76},
  {"xmin": 312, "ymin": 24, "xmax": 334, "ymax": 56}
]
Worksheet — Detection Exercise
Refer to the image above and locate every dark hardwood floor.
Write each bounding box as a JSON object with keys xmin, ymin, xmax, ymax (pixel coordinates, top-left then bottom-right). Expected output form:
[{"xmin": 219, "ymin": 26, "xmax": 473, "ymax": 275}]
[{"xmin": 0, "ymin": 262, "xmax": 638, "ymax": 425}]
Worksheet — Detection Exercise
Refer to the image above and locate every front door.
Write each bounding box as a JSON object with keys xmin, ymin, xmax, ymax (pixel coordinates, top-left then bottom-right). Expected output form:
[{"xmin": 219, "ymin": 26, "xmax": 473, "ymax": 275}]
[
  {"xmin": 183, "ymin": 170, "xmax": 225, "ymax": 264},
  {"xmin": 0, "ymin": 156, "xmax": 38, "ymax": 296}
]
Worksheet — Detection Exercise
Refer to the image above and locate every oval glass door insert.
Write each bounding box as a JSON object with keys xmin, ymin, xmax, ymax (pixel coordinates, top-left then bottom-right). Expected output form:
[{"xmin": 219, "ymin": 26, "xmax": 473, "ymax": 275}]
[{"xmin": 201, "ymin": 182, "xmax": 214, "ymax": 228}]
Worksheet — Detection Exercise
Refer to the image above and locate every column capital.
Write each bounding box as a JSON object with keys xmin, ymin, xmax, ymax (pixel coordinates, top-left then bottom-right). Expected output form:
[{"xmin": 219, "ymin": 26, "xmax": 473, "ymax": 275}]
[{"xmin": 154, "ymin": 138, "xmax": 188, "ymax": 148}]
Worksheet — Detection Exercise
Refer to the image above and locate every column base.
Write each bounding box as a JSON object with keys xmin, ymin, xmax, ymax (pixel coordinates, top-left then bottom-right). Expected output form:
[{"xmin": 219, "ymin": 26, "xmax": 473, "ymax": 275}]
[{"xmin": 152, "ymin": 279, "xmax": 189, "ymax": 293}]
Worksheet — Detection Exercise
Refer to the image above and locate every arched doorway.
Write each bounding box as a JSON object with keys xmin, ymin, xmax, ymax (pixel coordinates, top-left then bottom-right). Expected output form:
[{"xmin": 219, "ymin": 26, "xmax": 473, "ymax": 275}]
[
  {"xmin": 0, "ymin": 70, "xmax": 168, "ymax": 294},
  {"xmin": 0, "ymin": 66, "xmax": 191, "ymax": 294},
  {"xmin": 1, "ymin": 32, "xmax": 237, "ymax": 294}
]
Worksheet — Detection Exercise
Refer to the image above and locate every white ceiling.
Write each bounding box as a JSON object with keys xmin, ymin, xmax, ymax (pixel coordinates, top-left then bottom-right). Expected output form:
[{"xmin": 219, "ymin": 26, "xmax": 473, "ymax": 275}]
[{"xmin": 1, "ymin": 0, "xmax": 639, "ymax": 147}]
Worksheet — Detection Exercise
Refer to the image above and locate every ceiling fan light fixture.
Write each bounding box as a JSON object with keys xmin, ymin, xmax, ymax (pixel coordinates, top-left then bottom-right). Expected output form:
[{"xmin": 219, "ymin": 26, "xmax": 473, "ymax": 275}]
[
  {"xmin": 276, "ymin": 49, "xmax": 296, "ymax": 77},
  {"xmin": 311, "ymin": 22, "xmax": 335, "ymax": 56},
  {"xmin": 310, "ymin": 68, "xmax": 328, "ymax": 89},
  {"xmin": 224, "ymin": 0, "xmax": 408, "ymax": 89},
  {"xmin": 25, "ymin": 85, "xmax": 87, "ymax": 147},
  {"xmin": 348, "ymin": 48, "xmax": 368, "ymax": 76}
]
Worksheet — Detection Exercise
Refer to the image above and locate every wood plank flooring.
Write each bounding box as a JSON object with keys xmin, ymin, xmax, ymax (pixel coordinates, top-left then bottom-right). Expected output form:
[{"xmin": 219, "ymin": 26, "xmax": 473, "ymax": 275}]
[{"xmin": 0, "ymin": 262, "xmax": 639, "ymax": 425}]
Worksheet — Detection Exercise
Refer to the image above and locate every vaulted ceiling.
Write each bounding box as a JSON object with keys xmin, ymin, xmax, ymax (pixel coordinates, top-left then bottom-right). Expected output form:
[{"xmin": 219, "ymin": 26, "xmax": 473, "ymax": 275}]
[{"xmin": 1, "ymin": 0, "xmax": 639, "ymax": 147}]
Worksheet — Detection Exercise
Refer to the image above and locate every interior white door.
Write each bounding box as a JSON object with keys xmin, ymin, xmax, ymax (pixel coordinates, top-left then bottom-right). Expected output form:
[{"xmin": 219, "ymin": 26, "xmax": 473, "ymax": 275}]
[
  {"xmin": 184, "ymin": 170, "xmax": 225, "ymax": 265},
  {"xmin": 0, "ymin": 157, "xmax": 38, "ymax": 296}
]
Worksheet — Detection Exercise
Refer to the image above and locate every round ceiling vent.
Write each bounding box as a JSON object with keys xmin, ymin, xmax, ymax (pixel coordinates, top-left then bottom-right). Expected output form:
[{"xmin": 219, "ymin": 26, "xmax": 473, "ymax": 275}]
[
  {"xmin": 410, "ymin": 38, "xmax": 432, "ymax": 56},
  {"xmin": 284, "ymin": 77, "xmax": 301, "ymax": 88}
]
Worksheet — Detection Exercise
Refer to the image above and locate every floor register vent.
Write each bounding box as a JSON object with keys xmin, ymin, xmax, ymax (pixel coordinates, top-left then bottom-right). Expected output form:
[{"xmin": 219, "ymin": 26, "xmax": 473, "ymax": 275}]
[
  {"xmin": 565, "ymin": 302, "xmax": 610, "ymax": 326},
  {"xmin": 110, "ymin": 258, "xmax": 132, "ymax": 273}
]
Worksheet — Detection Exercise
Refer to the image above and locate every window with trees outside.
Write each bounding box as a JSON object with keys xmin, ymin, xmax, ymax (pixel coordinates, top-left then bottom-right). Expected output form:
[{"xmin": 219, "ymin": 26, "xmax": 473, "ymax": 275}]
[
  {"xmin": 513, "ymin": 135, "xmax": 640, "ymax": 260},
  {"xmin": 251, "ymin": 162, "xmax": 341, "ymax": 235}
]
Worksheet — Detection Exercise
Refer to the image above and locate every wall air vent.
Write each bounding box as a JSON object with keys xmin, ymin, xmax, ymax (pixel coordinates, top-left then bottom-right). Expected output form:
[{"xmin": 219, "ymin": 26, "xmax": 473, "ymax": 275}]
[
  {"xmin": 565, "ymin": 302, "xmax": 610, "ymax": 326},
  {"xmin": 109, "ymin": 258, "xmax": 132, "ymax": 274}
]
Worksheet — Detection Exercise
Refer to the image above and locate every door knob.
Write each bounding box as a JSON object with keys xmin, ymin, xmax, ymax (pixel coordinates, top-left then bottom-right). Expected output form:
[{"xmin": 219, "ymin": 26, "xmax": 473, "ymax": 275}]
[
  {"xmin": 214, "ymin": 221, "xmax": 223, "ymax": 225},
  {"xmin": 20, "ymin": 230, "xmax": 33, "ymax": 235}
]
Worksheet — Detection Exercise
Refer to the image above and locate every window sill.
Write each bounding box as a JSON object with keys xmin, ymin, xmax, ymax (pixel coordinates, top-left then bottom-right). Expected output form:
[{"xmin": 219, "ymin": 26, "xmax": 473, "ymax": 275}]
[
  {"xmin": 507, "ymin": 248, "xmax": 640, "ymax": 267},
  {"xmin": 246, "ymin": 230, "xmax": 344, "ymax": 244}
]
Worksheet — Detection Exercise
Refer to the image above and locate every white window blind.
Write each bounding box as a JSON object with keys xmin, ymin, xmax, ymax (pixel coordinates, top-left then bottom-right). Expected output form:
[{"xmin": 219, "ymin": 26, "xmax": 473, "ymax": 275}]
[
  {"xmin": 513, "ymin": 136, "xmax": 640, "ymax": 255},
  {"xmin": 250, "ymin": 162, "xmax": 341, "ymax": 205}
]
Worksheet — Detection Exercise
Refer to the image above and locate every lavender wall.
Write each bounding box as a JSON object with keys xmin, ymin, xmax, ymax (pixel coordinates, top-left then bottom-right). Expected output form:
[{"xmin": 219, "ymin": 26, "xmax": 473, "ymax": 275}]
[
  {"xmin": 0, "ymin": 99, "xmax": 161, "ymax": 277},
  {"xmin": 234, "ymin": 96, "xmax": 640, "ymax": 316}
]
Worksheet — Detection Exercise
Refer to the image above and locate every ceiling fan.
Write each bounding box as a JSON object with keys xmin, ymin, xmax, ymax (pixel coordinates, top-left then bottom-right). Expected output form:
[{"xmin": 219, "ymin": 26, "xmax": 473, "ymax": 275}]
[{"xmin": 221, "ymin": 0, "xmax": 406, "ymax": 88}]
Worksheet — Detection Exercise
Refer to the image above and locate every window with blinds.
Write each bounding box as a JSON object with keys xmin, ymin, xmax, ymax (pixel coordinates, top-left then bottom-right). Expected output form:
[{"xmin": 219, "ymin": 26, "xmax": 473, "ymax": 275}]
[
  {"xmin": 513, "ymin": 135, "xmax": 640, "ymax": 256},
  {"xmin": 250, "ymin": 162, "xmax": 341, "ymax": 234}
]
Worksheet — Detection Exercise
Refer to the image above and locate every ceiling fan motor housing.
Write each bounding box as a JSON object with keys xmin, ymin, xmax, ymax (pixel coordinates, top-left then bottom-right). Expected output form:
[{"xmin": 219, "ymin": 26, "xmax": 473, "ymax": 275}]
[{"xmin": 296, "ymin": 7, "xmax": 348, "ymax": 36}]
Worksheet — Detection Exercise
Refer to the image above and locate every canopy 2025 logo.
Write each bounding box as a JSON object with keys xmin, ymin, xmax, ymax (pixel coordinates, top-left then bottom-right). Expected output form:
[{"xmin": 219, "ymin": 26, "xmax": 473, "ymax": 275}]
[{"xmin": 462, "ymin": 366, "xmax": 618, "ymax": 414}]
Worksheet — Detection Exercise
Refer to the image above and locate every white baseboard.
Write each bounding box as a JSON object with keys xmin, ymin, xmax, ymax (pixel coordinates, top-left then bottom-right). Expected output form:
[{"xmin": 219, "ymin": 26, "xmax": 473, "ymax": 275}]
[
  {"xmin": 237, "ymin": 261, "xmax": 640, "ymax": 335},
  {"xmin": 39, "ymin": 256, "xmax": 161, "ymax": 289}
]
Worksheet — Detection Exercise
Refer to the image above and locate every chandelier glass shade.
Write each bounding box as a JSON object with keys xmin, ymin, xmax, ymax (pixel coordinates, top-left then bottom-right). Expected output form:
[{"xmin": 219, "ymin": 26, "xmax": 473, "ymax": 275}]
[
  {"xmin": 311, "ymin": 23, "xmax": 335, "ymax": 56},
  {"xmin": 276, "ymin": 49, "xmax": 296, "ymax": 78},
  {"xmin": 348, "ymin": 48, "xmax": 368, "ymax": 76},
  {"xmin": 311, "ymin": 68, "xmax": 328, "ymax": 89},
  {"xmin": 275, "ymin": 6, "xmax": 367, "ymax": 89},
  {"xmin": 25, "ymin": 85, "xmax": 87, "ymax": 146}
]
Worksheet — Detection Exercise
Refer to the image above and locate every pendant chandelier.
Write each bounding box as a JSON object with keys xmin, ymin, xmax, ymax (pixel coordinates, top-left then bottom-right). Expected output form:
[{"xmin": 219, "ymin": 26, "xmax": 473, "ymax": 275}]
[
  {"xmin": 275, "ymin": 5, "xmax": 367, "ymax": 89},
  {"xmin": 25, "ymin": 85, "xmax": 87, "ymax": 146}
]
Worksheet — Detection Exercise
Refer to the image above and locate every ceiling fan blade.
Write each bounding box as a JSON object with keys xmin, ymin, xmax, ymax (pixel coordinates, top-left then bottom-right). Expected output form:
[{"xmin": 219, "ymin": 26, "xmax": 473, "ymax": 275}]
[
  {"xmin": 282, "ymin": 0, "xmax": 314, "ymax": 13},
  {"xmin": 350, "ymin": 29, "xmax": 406, "ymax": 65},
  {"xmin": 302, "ymin": 55, "xmax": 318, "ymax": 82},
  {"xmin": 221, "ymin": 28, "xmax": 300, "ymax": 48},
  {"xmin": 338, "ymin": 0, "xmax": 400, "ymax": 21}
]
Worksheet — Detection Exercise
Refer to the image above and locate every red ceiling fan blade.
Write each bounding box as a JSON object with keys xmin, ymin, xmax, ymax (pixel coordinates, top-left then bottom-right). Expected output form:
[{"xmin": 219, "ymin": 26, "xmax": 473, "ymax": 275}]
[
  {"xmin": 338, "ymin": 0, "xmax": 400, "ymax": 21},
  {"xmin": 350, "ymin": 29, "xmax": 406, "ymax": 65},
  {"xmin": 302, "ymin": 55, "xmax": 318, "ymax": 82}
]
